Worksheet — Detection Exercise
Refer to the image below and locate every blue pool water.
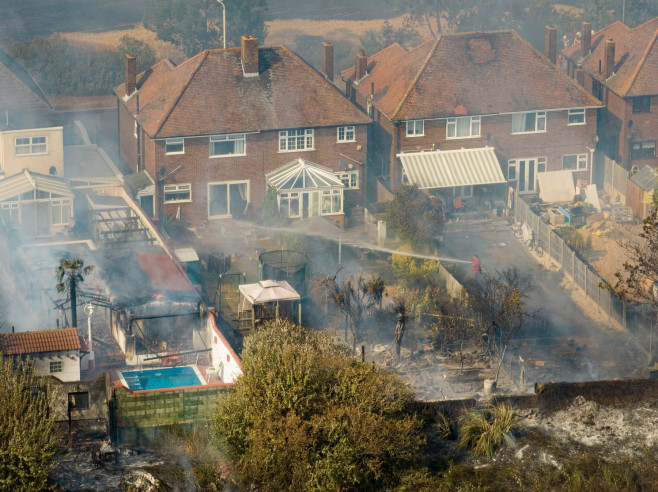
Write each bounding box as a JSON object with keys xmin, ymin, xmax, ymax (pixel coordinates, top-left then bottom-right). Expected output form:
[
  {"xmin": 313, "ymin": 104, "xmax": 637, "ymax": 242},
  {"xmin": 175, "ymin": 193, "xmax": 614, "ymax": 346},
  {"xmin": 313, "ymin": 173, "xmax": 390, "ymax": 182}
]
[{"xmin": 120, "ymin": 366, "xmax": 203, "ymax": 391}]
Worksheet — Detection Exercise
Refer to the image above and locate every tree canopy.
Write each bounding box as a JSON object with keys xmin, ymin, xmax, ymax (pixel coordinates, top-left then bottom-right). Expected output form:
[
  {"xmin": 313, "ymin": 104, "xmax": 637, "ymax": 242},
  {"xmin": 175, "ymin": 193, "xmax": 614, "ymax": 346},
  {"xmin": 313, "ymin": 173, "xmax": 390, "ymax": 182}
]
[
  {"xmin": 385, "ymin": 184, "xmax": 444, "ymax": 252},
  {"xmin": 0, "ymin": 356, "xmax": 59, "ymax": 490},
  {"xmin": 210, "ymin": 319, "xmax": 423, "ymax": 491},
  {"xmin": 142, "ymin": 0, "xmax": 268, "ymax": 57}
]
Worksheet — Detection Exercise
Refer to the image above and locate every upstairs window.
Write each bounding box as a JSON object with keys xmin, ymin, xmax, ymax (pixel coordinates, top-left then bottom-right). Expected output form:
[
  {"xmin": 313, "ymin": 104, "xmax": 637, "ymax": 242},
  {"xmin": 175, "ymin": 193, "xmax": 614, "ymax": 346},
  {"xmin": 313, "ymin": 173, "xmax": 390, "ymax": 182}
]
[
  {"xmin": 512, "ymin": 112, "xmax": 545, "ymax": 133},
  {"xmin": 49, "ymin": 361, "xmax": 62, "ymax": 373},
  {"xmin": 163, "ymin": 183, "xmax": 191, "ymax": 203},
  {"xmin": 210, "ymin": 134, "xmax": 246, "ymax": 157},
  {"xmin": 562, "ymin": 154, "xmax": 587, "ymax": 170},
  {"xmin": 337, "ymin": 126, "xmax": 355, "ymax": 142},
  {"xmin": 165, "ymin": 138, "xmax": 184, "ymax": 154},
  {"xmin": 15, "ymin": 136, "xmax": 46, "ymax": 155},
  {"xmin": 568, "ymin": 108, "xmax": 586, "ymax": 125},
  {"xmin": 631, "ymin": 140, "xmax": 656, "ymax": 160},
  {"xmin": 633, "ymin": 96, "xmax": 650, "ymax": 114},
  {"xmin": 406, "ymin": 120, "xmax": 424, "ymax": 137},
  {"xmin": 279, "ymin": 129, "xmax": 314, "ymax": 151},
  {"xmin": 447, "ymin": 116, "xmax": 480, "ymax": 139}
]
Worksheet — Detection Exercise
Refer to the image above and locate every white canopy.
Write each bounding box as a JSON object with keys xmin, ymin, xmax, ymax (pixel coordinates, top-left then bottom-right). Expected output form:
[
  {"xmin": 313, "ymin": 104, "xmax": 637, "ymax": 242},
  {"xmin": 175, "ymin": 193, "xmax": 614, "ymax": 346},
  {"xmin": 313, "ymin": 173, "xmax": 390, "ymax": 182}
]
[{"xmin": 239, "ymin": 280, "xmax": 300, "ymax": 306}]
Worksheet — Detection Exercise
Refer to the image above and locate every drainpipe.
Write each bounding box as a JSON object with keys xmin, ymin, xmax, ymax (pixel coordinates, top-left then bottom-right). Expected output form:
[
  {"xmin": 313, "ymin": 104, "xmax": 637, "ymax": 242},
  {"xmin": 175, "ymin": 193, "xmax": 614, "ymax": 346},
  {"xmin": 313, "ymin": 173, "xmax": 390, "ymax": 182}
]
[
  {"xmin": 84, "ymin": 303, "xmax": 95, "ymax": 371},
  {"xmin": 587, "ymin": 146, "xmax": 595, "ymax": 184}
]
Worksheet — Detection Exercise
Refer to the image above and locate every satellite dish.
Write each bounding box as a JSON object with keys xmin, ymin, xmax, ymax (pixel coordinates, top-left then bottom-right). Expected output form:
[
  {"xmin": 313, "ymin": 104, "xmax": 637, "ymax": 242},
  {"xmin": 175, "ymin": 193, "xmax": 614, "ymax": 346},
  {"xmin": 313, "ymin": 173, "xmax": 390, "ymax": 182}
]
[{"xmin": 49, "ymin": 166, "xmax": 57, "ymax": 175}]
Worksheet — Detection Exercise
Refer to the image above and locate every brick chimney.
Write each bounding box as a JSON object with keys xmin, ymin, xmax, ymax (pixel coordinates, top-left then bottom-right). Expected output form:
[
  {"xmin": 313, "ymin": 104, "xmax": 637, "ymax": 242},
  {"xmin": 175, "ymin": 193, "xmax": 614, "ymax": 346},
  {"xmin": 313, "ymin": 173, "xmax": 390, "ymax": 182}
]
[
  {"xmin": 241, "ymin": 35, "xmax": 259, "ymax": 77},
  {"xmin": 322, "ymin": 41, "xmax": 334, "ymax": 82},
  {"xmin": 125, "ymin": 53, "xmax": 136, "ymax": 96},
  {"xmin": 355, "ymin": 50, "xmax": 367, "ymax": 81},
  {"xmin": 575, "ymin": 65, "xmax": 585, "ymax": 86},
  {"xmin": 544, "ymin": 26, "xmax": 557, "ymax": 64},
  {"xmin": 604, "ymin": 39, "xmax": 615, "ymax": 79},
  {"xmin": 581, "ymin": 21, "xmax": 592, "ymax": 57}
]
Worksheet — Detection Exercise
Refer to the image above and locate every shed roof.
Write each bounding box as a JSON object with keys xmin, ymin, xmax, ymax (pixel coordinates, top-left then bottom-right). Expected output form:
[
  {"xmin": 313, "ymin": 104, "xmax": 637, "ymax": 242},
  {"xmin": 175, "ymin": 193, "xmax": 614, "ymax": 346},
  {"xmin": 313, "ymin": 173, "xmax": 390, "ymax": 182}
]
[{"xmin": 630, "ymin": 165, "xmax": 657, "ymax": 191}]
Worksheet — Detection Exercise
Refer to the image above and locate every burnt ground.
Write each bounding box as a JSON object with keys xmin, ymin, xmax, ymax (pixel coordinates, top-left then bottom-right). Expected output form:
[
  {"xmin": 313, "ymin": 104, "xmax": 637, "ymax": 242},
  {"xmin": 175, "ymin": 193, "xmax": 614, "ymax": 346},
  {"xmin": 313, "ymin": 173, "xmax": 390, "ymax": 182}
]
[{"xmin": 439, "ymin": 217, "xmax": 644, "ymax": 384}]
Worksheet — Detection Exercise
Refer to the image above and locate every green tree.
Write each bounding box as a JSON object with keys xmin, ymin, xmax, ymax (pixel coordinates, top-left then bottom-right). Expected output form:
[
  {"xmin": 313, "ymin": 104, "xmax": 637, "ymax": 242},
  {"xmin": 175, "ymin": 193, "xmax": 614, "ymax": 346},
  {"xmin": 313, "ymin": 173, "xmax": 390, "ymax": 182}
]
[
  {"xmin": 359, "ymin": 18, "xmax": 420, "ymax": 55},
  {"xmin": 210, "ymin": 319, "xmax": 423, "ymax": 491},
  {"xmin": 0, "ymin": 356, "xmax": 59, "ymax": 490},
  {"xmin": 56, "ymin": 256, "xmax": 94, "ymax": 328},
  {"xmin": 142, "ymin": 0, "xmax": 268, "ymax": 57},
  {"xmin": 385, "ymin": 184, "xmax": 444, "ymax": 252},
  {"xmin": 117, "ymin": 35, "xmax": 156, "ymax": 72}
]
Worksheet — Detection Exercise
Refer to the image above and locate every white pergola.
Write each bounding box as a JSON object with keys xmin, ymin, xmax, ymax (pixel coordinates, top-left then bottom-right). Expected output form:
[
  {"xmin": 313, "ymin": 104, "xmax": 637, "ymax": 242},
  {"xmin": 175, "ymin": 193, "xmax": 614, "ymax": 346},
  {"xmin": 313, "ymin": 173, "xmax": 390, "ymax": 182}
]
[{"xmin": 238, "ymin": 280, "xmax": 302, "ymax": 329}]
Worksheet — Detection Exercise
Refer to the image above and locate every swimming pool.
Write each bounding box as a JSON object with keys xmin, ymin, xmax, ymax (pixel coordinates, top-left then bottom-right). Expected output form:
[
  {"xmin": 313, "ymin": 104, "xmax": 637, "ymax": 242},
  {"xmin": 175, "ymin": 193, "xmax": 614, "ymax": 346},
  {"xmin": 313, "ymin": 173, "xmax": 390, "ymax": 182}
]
[{"xmin": 119, "ymin": 366, "xmax": 204, "ymax": 391}]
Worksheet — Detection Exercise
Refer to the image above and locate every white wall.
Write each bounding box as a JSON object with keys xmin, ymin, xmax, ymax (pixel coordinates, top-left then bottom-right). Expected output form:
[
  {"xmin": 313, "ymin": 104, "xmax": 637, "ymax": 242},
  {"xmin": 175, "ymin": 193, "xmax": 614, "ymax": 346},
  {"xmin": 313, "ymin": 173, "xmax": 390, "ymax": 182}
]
[
  {"xmin": 0, "ymin": 126, "xmax": 64, "ymax": 177},
  {"xmin": 207, "ymin": 315, "xmax": 242, "ymax": 383},
  {"xmin": 31, "ymin": 350, "xmax": 81, "ymax": 382}
]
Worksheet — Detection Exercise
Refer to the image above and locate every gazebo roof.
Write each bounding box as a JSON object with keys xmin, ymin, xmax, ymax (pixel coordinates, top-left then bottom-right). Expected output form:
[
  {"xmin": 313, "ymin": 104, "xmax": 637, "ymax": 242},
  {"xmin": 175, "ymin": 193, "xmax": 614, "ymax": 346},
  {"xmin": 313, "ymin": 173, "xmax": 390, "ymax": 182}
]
[
  {"xmin": 265, "ymin": 158, "xmax": 344, "ymax": 191},
  {"xmin": 239, "ymin": 280, "xmax": 300, "ymax": 305}
]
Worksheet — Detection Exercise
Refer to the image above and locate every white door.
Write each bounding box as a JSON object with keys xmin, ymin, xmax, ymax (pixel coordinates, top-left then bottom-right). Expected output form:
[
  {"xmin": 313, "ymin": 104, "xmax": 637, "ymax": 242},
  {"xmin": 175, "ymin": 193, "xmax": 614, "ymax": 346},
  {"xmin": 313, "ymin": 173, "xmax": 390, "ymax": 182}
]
[{"xmin": 517, "ymin": 159, "xmax": 537, "ymax": 194}]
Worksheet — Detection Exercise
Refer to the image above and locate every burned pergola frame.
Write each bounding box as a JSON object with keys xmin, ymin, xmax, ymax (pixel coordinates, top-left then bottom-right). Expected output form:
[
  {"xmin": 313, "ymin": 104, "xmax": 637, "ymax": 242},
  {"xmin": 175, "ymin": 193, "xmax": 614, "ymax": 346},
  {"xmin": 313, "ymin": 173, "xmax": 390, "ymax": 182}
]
[{"xmin": 88, "ymin": 207, "xmax": 156, "ymax": 246}]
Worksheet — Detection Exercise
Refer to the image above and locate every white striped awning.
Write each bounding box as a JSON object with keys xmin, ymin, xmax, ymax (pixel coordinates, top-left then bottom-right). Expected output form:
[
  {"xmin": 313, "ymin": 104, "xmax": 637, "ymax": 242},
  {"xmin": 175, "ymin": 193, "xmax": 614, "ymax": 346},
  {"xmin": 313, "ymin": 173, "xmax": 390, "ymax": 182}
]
[
  {"xmin": 0, "ymin": 169, "xmax": 73, "ymax": 201},
  {"xmin": 397, "ymin": 147, "xmax": 505, "ymax": 189}
]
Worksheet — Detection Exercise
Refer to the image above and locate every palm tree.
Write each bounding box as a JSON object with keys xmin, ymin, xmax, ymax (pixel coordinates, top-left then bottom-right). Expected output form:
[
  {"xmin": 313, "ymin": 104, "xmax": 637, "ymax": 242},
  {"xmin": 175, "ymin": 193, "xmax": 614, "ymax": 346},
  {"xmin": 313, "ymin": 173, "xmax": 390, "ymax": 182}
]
[{"xmin": 56, "ymin": 257, "xmax": 94, "ymax": 328}]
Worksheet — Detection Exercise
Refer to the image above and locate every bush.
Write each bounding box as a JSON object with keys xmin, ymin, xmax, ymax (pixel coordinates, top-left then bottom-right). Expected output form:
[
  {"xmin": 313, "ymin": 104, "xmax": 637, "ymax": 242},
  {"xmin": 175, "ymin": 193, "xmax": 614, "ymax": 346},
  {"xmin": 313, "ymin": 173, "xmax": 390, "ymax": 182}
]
[
  {"xmin": 458, "ymin": 404, "xmax": 520, "ymax": 458},
  {"xmin": 391, "ymin": 246, "xmax": 441, "ymax": 289},
  {"xmin": 554, "ymin": 226, "xmax": 591, "ymax": 259}
]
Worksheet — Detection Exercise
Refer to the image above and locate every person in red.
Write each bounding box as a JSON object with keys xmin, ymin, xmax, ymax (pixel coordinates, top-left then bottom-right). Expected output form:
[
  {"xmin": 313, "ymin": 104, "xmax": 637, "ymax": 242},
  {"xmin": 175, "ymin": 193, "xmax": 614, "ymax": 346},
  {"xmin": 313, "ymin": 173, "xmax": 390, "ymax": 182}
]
[{"xmin": 472, "ymin": 255, "xmax": 482, "ymax": 275}]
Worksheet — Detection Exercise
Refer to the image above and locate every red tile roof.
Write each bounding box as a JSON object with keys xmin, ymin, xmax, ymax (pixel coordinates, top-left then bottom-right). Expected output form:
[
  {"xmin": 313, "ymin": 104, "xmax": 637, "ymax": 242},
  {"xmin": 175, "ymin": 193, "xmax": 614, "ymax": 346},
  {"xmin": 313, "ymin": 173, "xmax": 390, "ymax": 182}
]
[
  {"xmin": 0, "ymin": 328, "xmax": 81, "ymax": 355},
  {"xmin": 0, "ymin": 48, "xmax": 52, "ymax": 112},
  {"xmin": 563, "ymin": 18, "xmax": 658, "ymax": 97},
  {"xmin": 344, "ymin": 30, "xmax": 601, "ymax": 121},
  {"xmin": 115, "ymin": 46, "xmax": 371, "ymax": 139}
]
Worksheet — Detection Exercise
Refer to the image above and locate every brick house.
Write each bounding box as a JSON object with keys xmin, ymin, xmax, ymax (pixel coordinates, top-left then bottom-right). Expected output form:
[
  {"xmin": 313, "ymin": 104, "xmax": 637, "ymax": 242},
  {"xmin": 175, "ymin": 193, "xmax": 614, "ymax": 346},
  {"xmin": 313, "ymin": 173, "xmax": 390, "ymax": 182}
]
[
  {"xmin": 342, "ymin": 29, "xmax": 601, "ymax": 203},
  {"xmin": 0, "ymin": 49, "xmax": 72, "ymax": 235},
  {"xmin": 563, "ymin": 18, "xmax": 658, "ymax": 171},
  {"xmin": 114, "ymin": 37, "xmax": 370, "ymax": 227}
]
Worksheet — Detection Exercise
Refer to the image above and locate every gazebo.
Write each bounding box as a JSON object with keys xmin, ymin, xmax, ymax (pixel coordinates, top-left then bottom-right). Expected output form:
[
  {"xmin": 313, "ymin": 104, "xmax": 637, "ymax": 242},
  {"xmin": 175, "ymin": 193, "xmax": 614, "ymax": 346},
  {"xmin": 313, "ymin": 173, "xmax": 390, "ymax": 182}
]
[{"xmin": 238, "ymin": 280, "xmax": 301, "ymax": 330}]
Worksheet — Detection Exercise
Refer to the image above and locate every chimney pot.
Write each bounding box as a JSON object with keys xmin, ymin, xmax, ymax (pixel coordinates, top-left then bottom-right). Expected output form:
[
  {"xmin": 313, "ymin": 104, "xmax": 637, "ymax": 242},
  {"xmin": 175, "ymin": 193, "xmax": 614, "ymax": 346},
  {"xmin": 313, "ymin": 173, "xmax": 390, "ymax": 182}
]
[
  {"xmin": 544, "ymin": 26, "xmax": 557, "ymax": 64},
  {"xmin": 322, "ymin": 41, "xmax": 334, "ymax": 82},
  {"xmin": 356, "ymin": 50, "xmax": 367, "ymax": 81},
  {"xmin": 581, "ymin": 22, "xmax": 592, "ymax": 57},
  {"xmin": 125, "ymin": 53, "xmax": 136, "ymax": 96},
  {"xmin": 241, "ymin": 34, "xmax": 259, "ymax": 77},
  {"xmin": 604, "ymin": 39, "xmax": 615, "ymax": 79}
]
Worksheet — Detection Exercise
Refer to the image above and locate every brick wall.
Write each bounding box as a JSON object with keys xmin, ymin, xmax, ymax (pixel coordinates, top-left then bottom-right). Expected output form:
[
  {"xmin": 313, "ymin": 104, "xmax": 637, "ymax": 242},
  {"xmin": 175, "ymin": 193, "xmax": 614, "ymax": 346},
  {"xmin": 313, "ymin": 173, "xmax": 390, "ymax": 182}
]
[{"xmin": 143, "ymin": 125, "xmax": 368, "ymax": 225}]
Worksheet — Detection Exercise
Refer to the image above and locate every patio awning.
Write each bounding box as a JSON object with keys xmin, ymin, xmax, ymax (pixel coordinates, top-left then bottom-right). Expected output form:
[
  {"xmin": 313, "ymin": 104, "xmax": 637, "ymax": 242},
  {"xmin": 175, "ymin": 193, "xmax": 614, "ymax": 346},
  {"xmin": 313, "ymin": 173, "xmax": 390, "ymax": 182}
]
[
  {"xmin": 0, "ymin": 169, "xmax": 72, "ymax": 201},
  {"xmin": 265, "ymin": 158, "xmax": 344, "ymax": 191},
  {"xmin": 397, "ymin": 147, "xmax": 505, "ymax": 189},
  {"xmin": 239, "ymin": 280, "xmax": 300, "ymax": 305}
]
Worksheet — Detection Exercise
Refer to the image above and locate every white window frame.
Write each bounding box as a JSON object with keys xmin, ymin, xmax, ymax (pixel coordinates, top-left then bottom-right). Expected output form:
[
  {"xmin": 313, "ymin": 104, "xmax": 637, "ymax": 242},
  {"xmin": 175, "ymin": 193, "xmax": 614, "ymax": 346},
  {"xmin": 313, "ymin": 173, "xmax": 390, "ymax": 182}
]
[
  {"xmin": 446, "ymin": 116, "xmax": 480, "ymax": 139},
  {"xmin": 337, "ymin": 126, "xmax": 356, "ymax": 142},
  {"xmin": 320, "ymin": 189, "xmax": 343, "ymax": 215},
  {"xmin": 51, "ymin": 199, "xmax": 72, "ymax": 226},
  {"xmin": 507, "ymin": 157, "xmax": 546, "ymax": 193},
  {"xmin": 1, "ymin": 202, "xmax": 19, "ymax": 229},
  {"xmin": 508, "ymin": 162, "xmax": 517, "ymax": 181},
  {"xmin": 562, "ymin": 154, "xmax": 587, "ymax": 170},
  {"xmin": 406, "ymin": 120, "xmax": 425, "ymax": 137},
  {"xmin": 49, "ymin": 360, "xmax": 62, "ymax": 373},
  {"xmin": 335, "ymin": 171, "xmax": 359, "ymax": 189},
  {"xmin": 279, "ymin": 191, "xmax": 301, "ymax": 218},
  {"xmin": 165, "ymin": 137, "xmax": 185, "ymax": 155},
  {"xmin": 209, "ymin": 134, "xmax": 246, "ymax": 158},
  {"xmin": 279, "ymin": 129, "xmax": 314, "ymax": 152},
  {"xmin": 567, "ymin": 108, "xmax": 586, "ymax": 125},
  {"xmin": 207, "ymin": 180, "xmax": 250, "ymax": 219},
  {"xmin": 163, "ymin": 183, "xmax": 192, "ymax": 203},
  {"xmin": 15, "ymin": 136, "xmax": 47, "ymax": 155},
  {"xmin": 511, "ymin": 111, "xmax": 546, "ymax": 134}
]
